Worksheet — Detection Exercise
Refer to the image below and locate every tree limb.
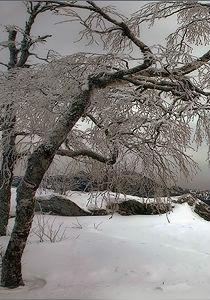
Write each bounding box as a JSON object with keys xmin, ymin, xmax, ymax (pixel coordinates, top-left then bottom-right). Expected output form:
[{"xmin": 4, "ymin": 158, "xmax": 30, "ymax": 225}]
[
  {"xmin": 28, "ymin": 52, "xmax": 50, "ymax": 62},
  {"xmin": 56, "ymin": 148, "xmax": 117, "ymax": 165},
  {"xmin": 0, "ymin": 62, "xmax": 9, "ymax": 68},
  {"xmin": 17, "ymin": 3, "xmax": 52, "ymax": 67},
  {"xmin": 7, "ymin": 28, "xmax": 18, "ymax": 68},
  {"xmin": 50, "ymin": 0, "xmax": 154, "ymax": 72},
  {"xmin": 86, "ymin": 113, "xmax": 103, "ymax": 129},
  {"xmin": 14, "ymin": 131, "xmax": 31, "ymax": 137}
]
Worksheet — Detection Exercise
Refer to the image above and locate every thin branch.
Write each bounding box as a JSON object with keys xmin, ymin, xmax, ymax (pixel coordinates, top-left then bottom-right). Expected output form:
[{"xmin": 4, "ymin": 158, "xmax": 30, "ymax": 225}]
[
  {"xmin": 17, "ymin": 4, "xmax": 52, "ymax": 67},
  {"xmin": 28, "ymin": 52, "xmax": 50, "ymax": 62},
  {"xmin": 86, "ymin": 113, "xmax": 103, "ymax": 129},
  {"xmin": 141, "ymin": 51, "xmax": 210, "ymax": 79},
  {"xmin": 86, "ymin": 1, "xmax": 153, "ymax": 54},
  {"xmin": 177, "ymin": 49, "xmax": 210, "ymax": 75},
  {"xmin": 30, "ymin": 34, "xmax": 52, "ymax": 46},
  {"xmin": 0, "ymin": 62, "xmax": 9, "ymax": 68},
  {"xmin": 14, "ymin": 131, "xmax": 31, "ymax": 137},
  {"xmin": 48, "ymin": 0, "xmax": 97, "ymax": 12},
  {"xmin": 50, "ymin": 0, "xmax": 154, "ymax": 72}
]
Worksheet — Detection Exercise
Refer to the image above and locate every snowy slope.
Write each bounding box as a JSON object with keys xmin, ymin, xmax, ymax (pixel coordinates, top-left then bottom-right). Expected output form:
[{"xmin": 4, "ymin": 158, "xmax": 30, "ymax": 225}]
[{"xmin": 2, "ymin": 191, "xmax": 210, "ymax": 299}]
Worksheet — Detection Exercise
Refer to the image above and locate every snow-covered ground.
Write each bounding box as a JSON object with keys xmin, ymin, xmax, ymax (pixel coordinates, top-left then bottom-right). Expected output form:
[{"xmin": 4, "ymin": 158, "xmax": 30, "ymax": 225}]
[{"xmin": 1, "ymin": 190, "xmax": 210, "ymax": 299}]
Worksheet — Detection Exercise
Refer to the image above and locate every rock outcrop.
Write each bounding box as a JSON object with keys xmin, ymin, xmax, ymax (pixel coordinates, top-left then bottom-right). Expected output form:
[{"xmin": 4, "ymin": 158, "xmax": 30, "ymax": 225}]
[
  {"xmin": 34, "ymin": 193, "xmax": 210, "ymax": 221},
  {"xmin": 106, "ymin": 200, "xmax": 171, "ymax": 215},
  {"xmin": 35, "ymin": 195, "xmax": 90, "ymax": 216}
]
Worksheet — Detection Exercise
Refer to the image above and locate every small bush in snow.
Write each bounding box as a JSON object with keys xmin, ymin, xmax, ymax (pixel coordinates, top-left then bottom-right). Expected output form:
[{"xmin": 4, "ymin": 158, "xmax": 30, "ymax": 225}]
[{"xmin": 32, "ymin": 214, "xmax": 68, "ymax": 243}]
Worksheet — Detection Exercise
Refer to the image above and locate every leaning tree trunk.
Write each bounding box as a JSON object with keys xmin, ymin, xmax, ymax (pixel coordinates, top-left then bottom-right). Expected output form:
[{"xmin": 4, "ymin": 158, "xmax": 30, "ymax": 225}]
[
  {"xmin": 0, "ymin": 107, "xmax": 16, "ymax": 236},
  {"xmin": 1, "ymin": 146, "xmax": 55, "ymax": 287},
  {"xmin": 1, "ymin": 88, "xmax": 91, "ymax": 288}
]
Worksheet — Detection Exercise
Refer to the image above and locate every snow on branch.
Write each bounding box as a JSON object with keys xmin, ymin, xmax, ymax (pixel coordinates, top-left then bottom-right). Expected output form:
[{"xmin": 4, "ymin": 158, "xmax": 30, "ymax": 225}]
[
  {"xmin": 0, "ymin": 52, "xmax": 194, "ymax": 184},
  {"xmin": 50, "ymin": 0, "xmax": 154, "ymax": 70}
]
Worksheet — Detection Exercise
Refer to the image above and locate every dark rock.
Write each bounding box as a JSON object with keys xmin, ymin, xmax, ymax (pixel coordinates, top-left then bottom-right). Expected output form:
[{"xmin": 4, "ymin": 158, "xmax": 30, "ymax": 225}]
[
  {"xmin": 35, "ymin": 195, "xmax": 90, "ymax": 216},
  {"xmin": 106, "ymin": 200, "xmax": 171, "ymax": 216},
  {"xmin": 89, "ymin": 208, "xmax": 108, "ymax": 216},
  {"xmin": 34, "ymin": 192, "xmax": 210, "ymax": 221},
  {"xmin": 194, "ymin": 201, "xmax": 210, "ymax": 221},
  {"xmin": 173, "ymin": 194, "xmax": 197, "ymax": 206}
]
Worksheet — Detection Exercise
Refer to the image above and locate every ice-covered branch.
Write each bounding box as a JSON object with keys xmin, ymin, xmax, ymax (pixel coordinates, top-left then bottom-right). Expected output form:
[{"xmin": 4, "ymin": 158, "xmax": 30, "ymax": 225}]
[
  {"xmin": 56, "ymin": 148, "xmax": 117, "ymax": 165},
  {"xmin": 50, "ymin": 0, "xmax": 154, "ymax": 72}
]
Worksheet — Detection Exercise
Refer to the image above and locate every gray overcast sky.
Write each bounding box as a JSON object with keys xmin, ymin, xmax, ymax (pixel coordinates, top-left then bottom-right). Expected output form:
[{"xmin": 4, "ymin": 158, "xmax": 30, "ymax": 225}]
[{"xmin": 0, "ymin": 1, "xmax": 209, "ymax": 189}]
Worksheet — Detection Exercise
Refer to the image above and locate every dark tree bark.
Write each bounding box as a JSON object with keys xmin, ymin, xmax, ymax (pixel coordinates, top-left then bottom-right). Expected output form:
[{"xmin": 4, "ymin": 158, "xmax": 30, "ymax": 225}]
[
  {"xmin": 1, "ymin": 89, "xmax": 91, "ymax": 288},
  {"xmin": 0, "ymin": 107, "xmax": 16, "ymax": 236},
  {"xmin": 0, "ymin": 28, "xmax": 18, "ymax": 237},
  {"xmin": 1, "ymin": 147, "xmax": 55, "ymax": 288}
]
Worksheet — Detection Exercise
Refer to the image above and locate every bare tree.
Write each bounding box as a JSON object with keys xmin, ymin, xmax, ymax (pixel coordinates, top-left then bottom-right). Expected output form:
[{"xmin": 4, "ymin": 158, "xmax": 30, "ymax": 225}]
[{"xmin": 1, "ymin": 0, "xmax": 210, "ymax": 288}]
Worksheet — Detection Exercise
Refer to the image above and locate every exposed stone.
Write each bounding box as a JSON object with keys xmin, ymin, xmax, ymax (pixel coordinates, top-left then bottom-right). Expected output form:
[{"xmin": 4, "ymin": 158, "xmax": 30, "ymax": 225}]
[
  {"xmin": 34, "ymin": 192, "xmax": 210, "ymax": 221},
  {"xmin": 89, "ymin": 208, "xmax": 108, "ymax": 216},
  {"xmin": 194, "ymin": 201, "xmax": 210, "ymax": 221},
  {"xmin": 106, "ymin": 200, "xmax": 171, "ymax": 216},
  {"xmin": 35, "ymin": 195, "xmax": 90, "ymax": 216},
  {"xmin": 173, "ymin": 194, "xmax": 197, "ymax": 206}
]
